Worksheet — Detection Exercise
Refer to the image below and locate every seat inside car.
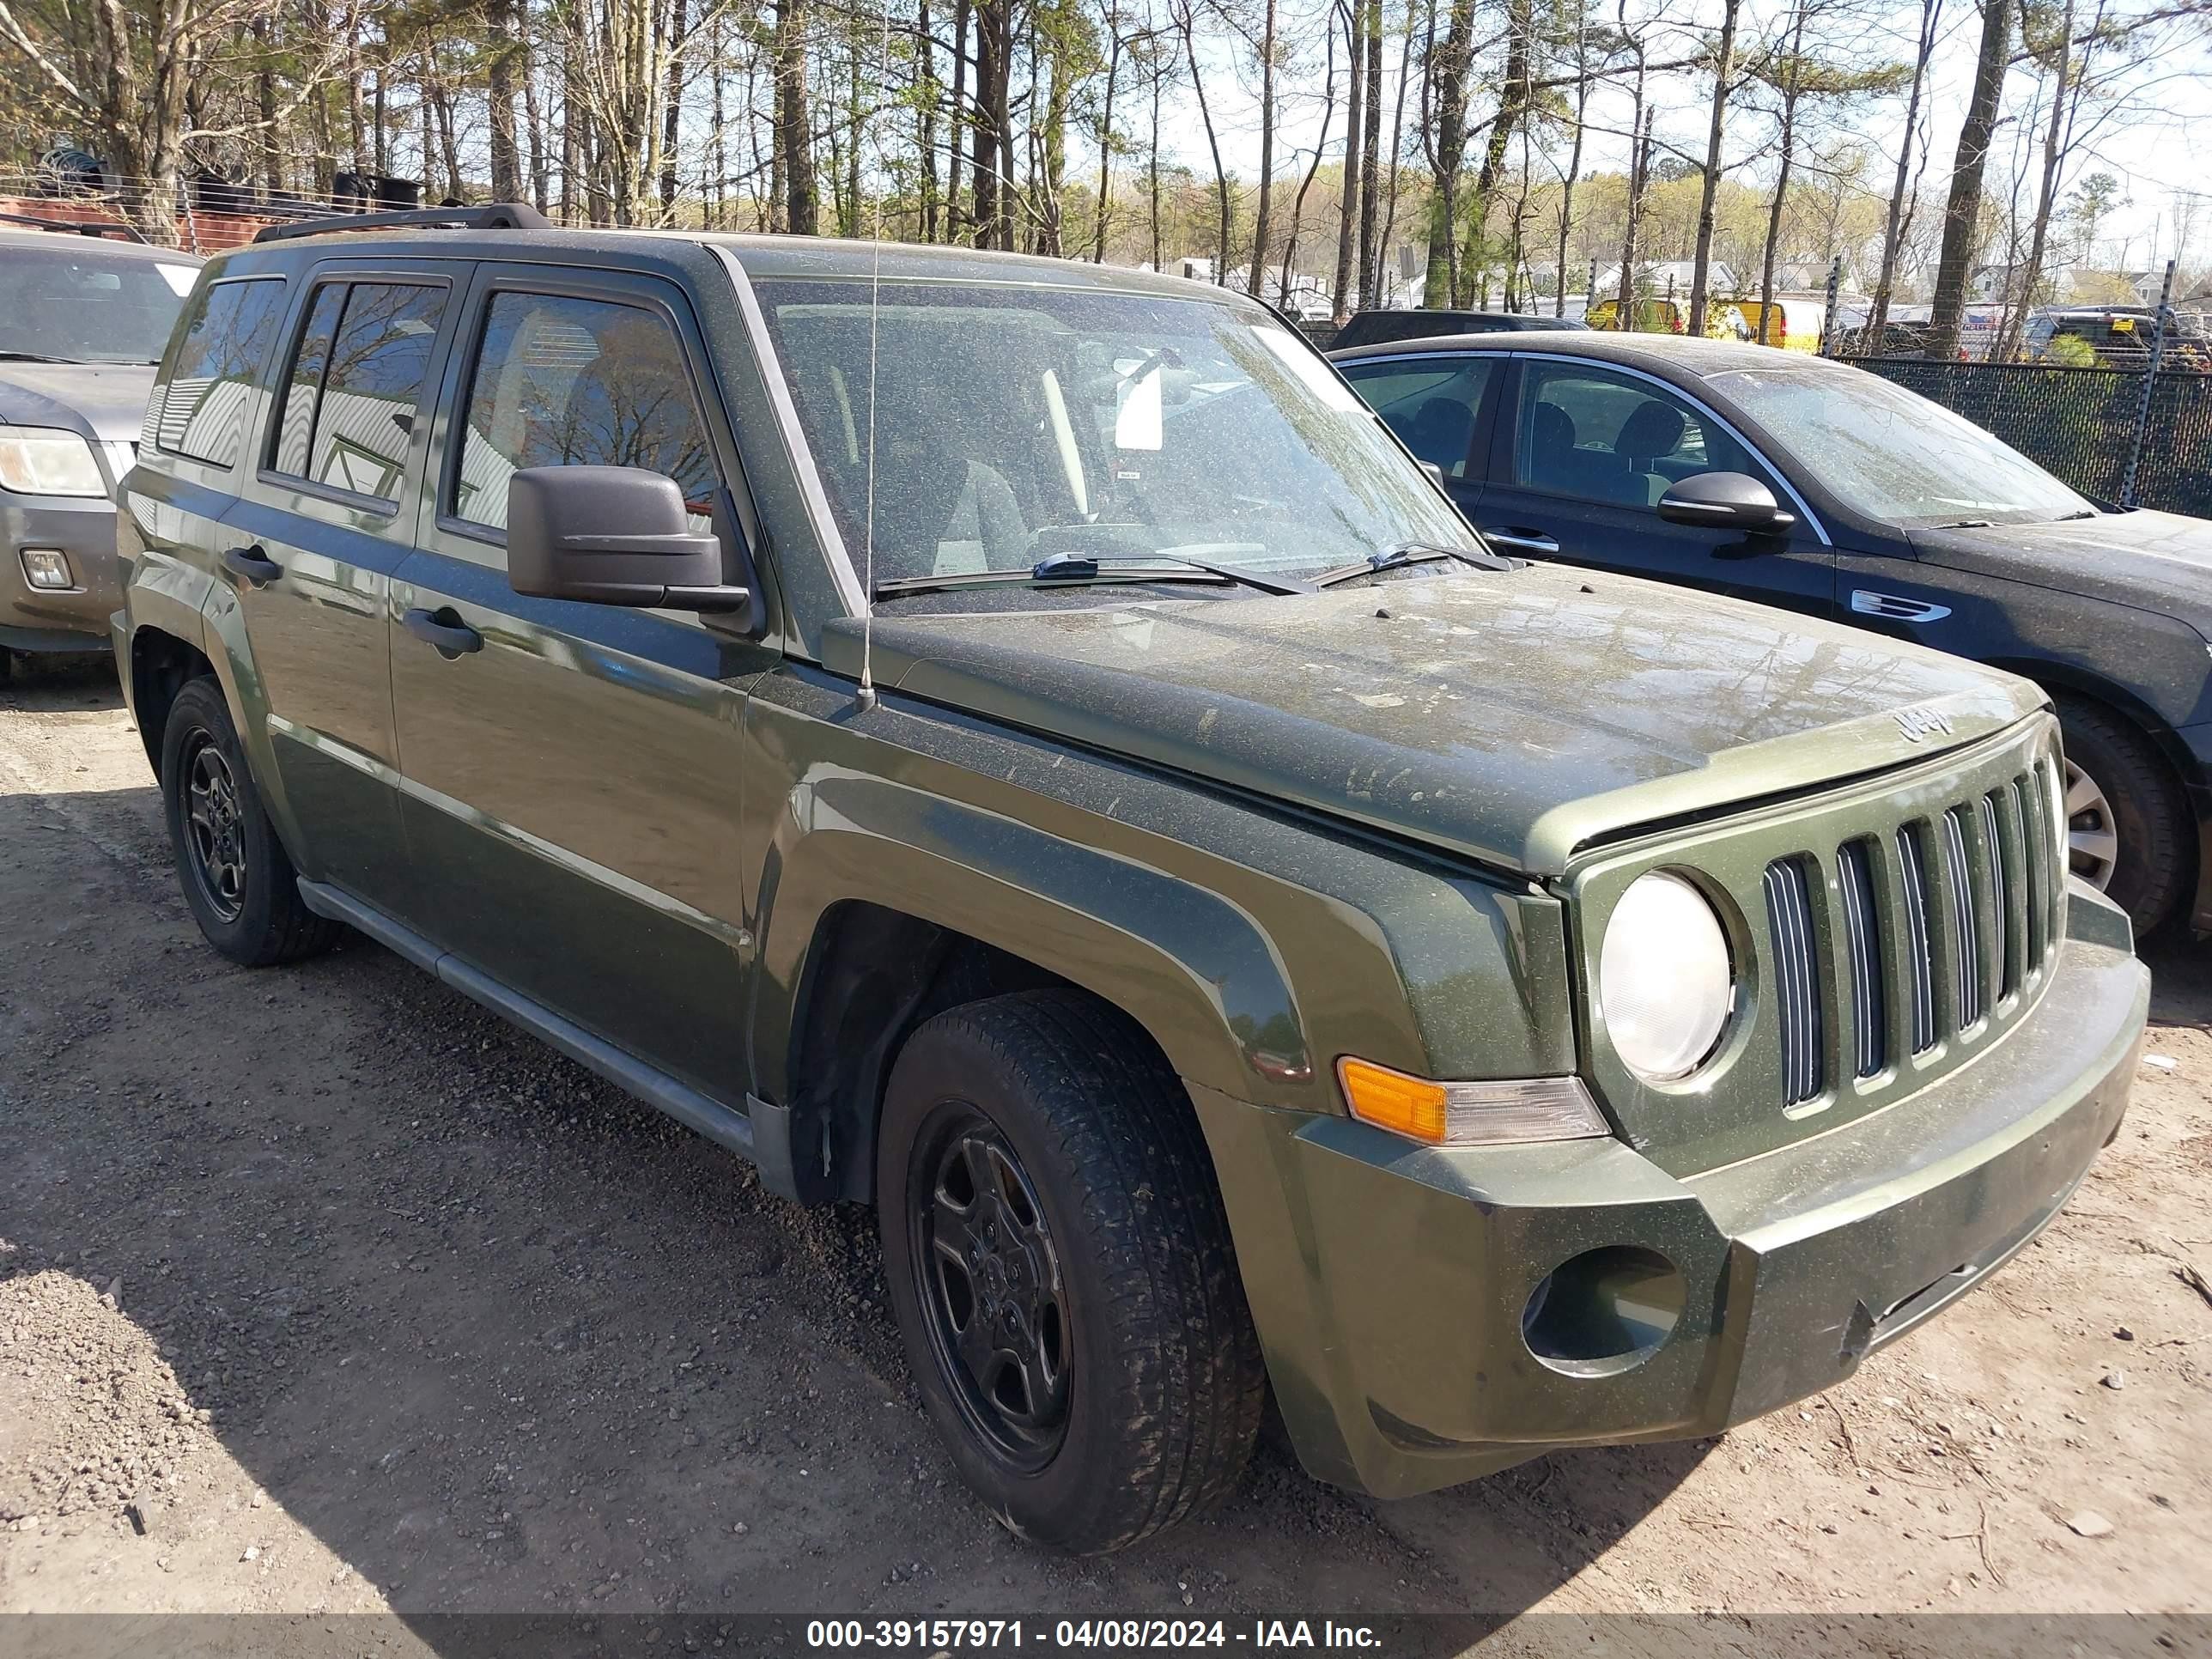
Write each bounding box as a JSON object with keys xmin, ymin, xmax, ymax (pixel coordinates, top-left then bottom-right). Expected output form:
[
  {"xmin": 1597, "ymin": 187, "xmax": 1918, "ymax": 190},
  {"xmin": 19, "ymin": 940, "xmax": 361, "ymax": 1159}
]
[
  {"xmin": 1525, "ymin": 398, "xmax": 1626, "ymax": 503},
  {"xmin": 1402, "ymin": 395, "xmax": 1475, "ymax": 475},
  {"xmin": 1614, "ymin": 398, "xmax": 1688, "ymax": 507}
]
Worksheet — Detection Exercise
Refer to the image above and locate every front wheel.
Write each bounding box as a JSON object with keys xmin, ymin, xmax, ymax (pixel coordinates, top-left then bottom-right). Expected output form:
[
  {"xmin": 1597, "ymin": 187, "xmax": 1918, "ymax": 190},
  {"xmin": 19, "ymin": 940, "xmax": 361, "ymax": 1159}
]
[
  {"xmin": 2055, "ymin": 697, "xmax": 2189, "ymax": 937},
  {"xmin": 160, "ymin": 677, "xmax": 339, "ymax": 966},
  {"xmin": 878, "ymin": 989, "xmax": 1267, "ymax": 1553}
]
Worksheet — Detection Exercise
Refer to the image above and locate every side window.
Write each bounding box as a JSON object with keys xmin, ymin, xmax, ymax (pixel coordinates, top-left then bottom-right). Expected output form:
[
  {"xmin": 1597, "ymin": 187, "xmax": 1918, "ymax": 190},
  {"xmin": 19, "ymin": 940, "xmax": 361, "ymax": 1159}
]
[
  {"xmin": 147, "ymin": 277, "xmax": 289, "ymax": 466},
  {"xmin": 1515, "ymin": 362, "xmax": 1763, "ymax": 511},
  {"xmin": 270, "ymin": 281, "xmax": 446, "ymax": 506},
  {"xmin": 1338, "ymin": 358, "xmax": 1496, "ymax": 479},
  {"xmin": 451, "ymin": 290, "xmax": 719, "ymax": 532}
]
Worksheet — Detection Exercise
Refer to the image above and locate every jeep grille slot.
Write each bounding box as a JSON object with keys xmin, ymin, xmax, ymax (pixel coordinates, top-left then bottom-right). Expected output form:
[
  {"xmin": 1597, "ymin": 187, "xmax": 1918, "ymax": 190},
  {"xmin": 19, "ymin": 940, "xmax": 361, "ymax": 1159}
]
[
  {"xmin": 1984, "ymin": 789, "xmax": 2024, "ymax": 1001},
  {"xmin": 2025, "ymin": 763, "xmax": 2066, "ymax": 964},
  {"xmin": 1942, "ymin": 807, "xmax": 1984, "ymax": 1029},
  {"xmin": 1763, "ymin": 857, "xmax": 1824, "ymax": 1107},
  {"xmin": 1837, "ymin": 842, "xmax": 1887, "ymax": 1079},
  {"xmin": 1897, "ymin": 823, "xmax": 1938, "ymax": 1055}
]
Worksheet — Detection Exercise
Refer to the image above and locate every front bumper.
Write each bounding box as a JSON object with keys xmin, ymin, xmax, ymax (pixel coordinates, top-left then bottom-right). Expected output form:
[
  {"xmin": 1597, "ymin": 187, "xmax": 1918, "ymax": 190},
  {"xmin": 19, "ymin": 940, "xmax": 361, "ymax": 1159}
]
[
  {"xmin": 1192, "ymin": 891, "xmax": 2148, "ymax": 1501},
  {"xmin": 0, "ymin": 489, "xmax": 121, "ymax": 653}
]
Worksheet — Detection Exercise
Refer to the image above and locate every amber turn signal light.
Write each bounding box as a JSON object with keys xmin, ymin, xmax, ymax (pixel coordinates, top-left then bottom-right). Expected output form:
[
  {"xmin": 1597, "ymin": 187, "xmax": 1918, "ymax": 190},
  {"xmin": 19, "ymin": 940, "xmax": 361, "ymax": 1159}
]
[{"xmin": 1336, "ymin": 1057, "xmax": 1611, "ymax": 1147}]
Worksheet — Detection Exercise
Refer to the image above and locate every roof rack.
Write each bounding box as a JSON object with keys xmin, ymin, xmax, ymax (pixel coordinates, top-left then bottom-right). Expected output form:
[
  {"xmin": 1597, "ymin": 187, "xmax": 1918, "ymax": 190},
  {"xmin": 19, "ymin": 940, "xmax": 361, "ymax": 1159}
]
[
  {"xmin": 252, "ymin": 201, "xmax": 552, "ymax": 245},
  {"xmin": 0, "ymin": 209, "xmax": 149, "ymax": 242}
]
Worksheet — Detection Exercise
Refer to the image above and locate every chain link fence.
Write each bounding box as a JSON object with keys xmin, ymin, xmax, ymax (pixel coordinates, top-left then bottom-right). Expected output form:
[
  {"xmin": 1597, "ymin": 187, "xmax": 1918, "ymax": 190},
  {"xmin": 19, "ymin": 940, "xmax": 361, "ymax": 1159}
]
[{"xmin": 1837, "ymin": 356, "xmax": 2212, "ymax": 520}]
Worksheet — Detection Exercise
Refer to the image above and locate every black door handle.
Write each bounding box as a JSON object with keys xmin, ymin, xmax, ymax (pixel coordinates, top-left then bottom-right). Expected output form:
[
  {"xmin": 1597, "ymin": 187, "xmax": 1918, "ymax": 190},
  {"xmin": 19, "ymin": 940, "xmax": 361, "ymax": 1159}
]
[
  {"xmin": 402, "ymin": 606, "xmax": 483, "ymax": 659},
  {"xmin": 221, "ymin": 544, "xmax": 282, "ymax": 586}
]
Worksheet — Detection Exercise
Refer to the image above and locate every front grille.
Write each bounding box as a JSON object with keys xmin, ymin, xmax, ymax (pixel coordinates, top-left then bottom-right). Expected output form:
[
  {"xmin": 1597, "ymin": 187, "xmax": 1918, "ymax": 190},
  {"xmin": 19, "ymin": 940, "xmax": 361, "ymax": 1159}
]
[{"xmin": 1757, "ymin": 755, "xmax": 2065, "ymax": 1110}]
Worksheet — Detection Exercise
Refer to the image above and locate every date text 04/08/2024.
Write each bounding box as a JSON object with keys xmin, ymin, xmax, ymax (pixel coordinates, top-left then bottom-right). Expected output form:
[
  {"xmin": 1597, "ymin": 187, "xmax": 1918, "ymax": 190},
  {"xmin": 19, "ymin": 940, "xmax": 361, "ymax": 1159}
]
[{"xmin": 804, "ymin": 1620, "xmax": 1385, "ymax": 1649}]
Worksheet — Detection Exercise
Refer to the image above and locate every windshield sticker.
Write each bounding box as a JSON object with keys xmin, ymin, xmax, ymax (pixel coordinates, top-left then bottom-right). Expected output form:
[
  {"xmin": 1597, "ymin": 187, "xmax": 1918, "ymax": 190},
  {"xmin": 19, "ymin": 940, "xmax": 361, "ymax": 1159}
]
[
  {"xmin": 155, "ymin": 264, "xmax": 198, "ymax": 296},
  {"xmin": 1113, "ymin": 357, "xmax": 1164, "ymax": 451}
]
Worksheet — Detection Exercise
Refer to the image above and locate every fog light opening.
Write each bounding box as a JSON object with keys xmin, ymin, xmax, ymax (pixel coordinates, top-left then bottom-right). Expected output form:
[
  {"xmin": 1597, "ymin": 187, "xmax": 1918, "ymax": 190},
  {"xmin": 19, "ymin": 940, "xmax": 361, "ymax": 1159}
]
[
  {"xmin": 1522, "ymin": 1245, "xmax": 1686, "ymax": 1378},
  {"xmin": 20, "ymin": 548, "xmax": 73, "ymax": 591}
]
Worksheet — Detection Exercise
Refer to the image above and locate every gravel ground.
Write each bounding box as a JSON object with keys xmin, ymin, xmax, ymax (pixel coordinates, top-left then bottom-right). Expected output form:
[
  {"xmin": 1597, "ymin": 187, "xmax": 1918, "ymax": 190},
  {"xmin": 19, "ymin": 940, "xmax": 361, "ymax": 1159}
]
[{"xmin": 3, "ymin": 654, "xmax": 2209, "ymax": 1641}]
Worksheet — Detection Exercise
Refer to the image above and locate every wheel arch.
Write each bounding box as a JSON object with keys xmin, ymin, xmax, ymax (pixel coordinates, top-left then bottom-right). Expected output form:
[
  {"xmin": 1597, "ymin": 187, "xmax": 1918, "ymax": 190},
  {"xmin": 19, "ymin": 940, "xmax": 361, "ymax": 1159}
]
[
  {"xmin": 1998, "ymin": 657, "xmax": 2209, "ymax": 931},
  {"xmin": 127, "ymin": 623, "xmax": 218, "ymax": 776},
  {"xmin": 754, "ymin": 785, "xmax": 1317, "ymax": 1206},
  {"xmin": 1987, "ymin": 656, "xmax": 2184, "ymax": 761}
]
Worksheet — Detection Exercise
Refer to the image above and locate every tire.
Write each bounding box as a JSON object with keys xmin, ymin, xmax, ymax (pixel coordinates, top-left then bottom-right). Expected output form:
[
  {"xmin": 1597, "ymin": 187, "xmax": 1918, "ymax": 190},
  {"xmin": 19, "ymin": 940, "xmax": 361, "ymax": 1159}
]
[
  {"xmin": 0, "ymin": 648, "xmax": 15, "ymax": 687},
  {"xmin": 878, "ymin": 988, "xmax": 1267, "ymax": 1553},
  {"xmin": 2055, "ymin": 696, "xmax": 2189, "ymax": 937},
  {"xmin": 160, "ymin": 676, "xmax": 339, "ymax": 966}
]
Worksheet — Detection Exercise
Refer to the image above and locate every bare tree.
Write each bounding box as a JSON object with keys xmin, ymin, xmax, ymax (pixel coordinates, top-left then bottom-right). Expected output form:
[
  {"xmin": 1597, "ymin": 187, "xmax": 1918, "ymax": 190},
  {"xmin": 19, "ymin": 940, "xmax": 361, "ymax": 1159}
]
[
  {"xmin": 1869, "ymin": 0, "xmax": 1943, "ymax": 342},
  {"xmin": 1686, "ymin": 0, "xmax": 1745, "ymax": 334},
  {"xmin": 1926, "ymin": 0, "xmax": 2014, "ymax": 356}
]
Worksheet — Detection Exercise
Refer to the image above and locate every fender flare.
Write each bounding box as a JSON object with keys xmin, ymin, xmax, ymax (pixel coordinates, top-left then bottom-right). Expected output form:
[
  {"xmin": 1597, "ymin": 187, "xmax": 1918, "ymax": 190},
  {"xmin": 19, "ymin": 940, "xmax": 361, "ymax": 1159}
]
[{"xmin": 752, "ymin": 771, "xmax": 1313, "ymax": 1110}]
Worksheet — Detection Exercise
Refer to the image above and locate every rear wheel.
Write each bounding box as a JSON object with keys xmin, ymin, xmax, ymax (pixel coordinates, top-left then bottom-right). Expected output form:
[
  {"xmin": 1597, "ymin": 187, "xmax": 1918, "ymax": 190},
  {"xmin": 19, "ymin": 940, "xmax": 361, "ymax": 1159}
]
[
  {"xmin": 878, "ymin": 989, "xmax": 1267, "ymax": 1553},
  {"xmin": 2055, "ymin": 696, "xmax": 2189, "ymax": 937},
  {"xmin": 161, "ymin": 677, "xmax": 339, "ymax": 966}
]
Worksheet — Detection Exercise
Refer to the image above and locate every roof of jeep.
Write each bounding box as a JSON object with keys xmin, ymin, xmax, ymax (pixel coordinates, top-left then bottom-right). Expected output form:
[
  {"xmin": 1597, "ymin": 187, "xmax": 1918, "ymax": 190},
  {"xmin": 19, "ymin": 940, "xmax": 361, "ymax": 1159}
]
[
  {"xmin": 217, "ymin": 223, "xmax": 1234, "ymax": 303},
  {"xmin": 1328, "ymin": 330, "xmax": 1850, "ymax": 380}
]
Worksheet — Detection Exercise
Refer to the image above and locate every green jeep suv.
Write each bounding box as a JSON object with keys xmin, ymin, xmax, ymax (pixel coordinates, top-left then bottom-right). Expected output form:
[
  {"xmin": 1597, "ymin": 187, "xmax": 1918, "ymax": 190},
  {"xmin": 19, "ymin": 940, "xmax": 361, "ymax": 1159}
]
[{"xmin": 115, "ymin": 206, "xmax": 2149, "ymax": 1553}]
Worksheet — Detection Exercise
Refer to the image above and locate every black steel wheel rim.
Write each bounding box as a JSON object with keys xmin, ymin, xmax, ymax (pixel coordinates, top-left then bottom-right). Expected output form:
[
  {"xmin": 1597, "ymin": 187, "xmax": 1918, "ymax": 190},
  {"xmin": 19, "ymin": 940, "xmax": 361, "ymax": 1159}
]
[
  {"xmin": 908, "ymin": 1105, "xmax": 1072, "ymax": 1469},
  {"xmin": 183, "ymin": 734, "xmax": 247, "ymax": 923}
]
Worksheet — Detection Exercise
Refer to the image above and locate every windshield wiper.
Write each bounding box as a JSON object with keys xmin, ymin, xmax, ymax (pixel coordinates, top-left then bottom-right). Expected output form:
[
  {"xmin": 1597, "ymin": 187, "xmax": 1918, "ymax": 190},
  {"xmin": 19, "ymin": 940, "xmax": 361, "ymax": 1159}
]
[
  {"xmin": 872, "ymin": 550, "xmax": 1313, "ymax": 601},
  {"xmin": 0, "ymin": 350, "xmax": 94, "ymax": 364},
  {"xmin": 1930, "ymin": 518, "xmax": 1996, "ymax": 530},
  {"xmin": 1312, "ymin": 541, "xmax": 1517, "ymax": 588}
]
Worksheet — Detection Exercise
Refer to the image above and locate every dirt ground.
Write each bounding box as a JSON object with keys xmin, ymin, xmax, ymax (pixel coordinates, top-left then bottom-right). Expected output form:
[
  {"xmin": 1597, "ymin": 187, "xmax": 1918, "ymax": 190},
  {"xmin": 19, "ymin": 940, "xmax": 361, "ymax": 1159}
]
[{"xmin": 3, "ymin": 653, "xmax": 2209, "ymax": 1644}]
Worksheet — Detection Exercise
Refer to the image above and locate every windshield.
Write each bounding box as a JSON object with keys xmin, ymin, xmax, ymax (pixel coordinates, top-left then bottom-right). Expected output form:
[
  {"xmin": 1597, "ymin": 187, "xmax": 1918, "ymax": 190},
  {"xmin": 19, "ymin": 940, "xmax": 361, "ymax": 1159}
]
[
  {"xmin": 750, "ymin": 278, "xmax": 1475, "ymax": 595},
  {"xmin": 1708, "ymin": 362, "xmax": 2095, "ymax": 526},
  {"xmin": 0, "ymin": 244, "xmax": 198, "ymax": 364}
]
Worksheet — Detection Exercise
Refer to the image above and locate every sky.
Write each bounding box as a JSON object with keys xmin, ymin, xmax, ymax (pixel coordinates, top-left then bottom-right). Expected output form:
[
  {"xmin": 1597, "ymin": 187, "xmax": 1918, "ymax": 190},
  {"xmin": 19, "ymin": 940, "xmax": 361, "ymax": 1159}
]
[{"xmin": 1139, "ymin": 0, "xmax": 2212, "ymax": 277}]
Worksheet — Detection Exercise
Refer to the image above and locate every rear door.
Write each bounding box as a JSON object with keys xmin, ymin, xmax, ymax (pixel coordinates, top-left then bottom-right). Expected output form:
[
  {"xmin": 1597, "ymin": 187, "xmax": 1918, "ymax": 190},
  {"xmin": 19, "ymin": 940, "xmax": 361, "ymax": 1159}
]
[
  {"xmin": 216, "ymin": 261, "xmax": 463, "ymax": 902},
  {"xmin": 1474, "ymin": 355, "xmax": 1839, "ymax": 618},
  {"xmin": 387, "ymin": 262, "xmax": 775, "ymax": 1104}
]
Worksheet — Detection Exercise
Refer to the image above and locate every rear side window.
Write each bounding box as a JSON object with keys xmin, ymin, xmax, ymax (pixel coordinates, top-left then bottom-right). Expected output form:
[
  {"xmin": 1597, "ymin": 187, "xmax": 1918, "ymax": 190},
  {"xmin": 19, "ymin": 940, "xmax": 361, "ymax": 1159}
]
[
  {"xmin": 270, "ymin": 281, "xmax": 446, "ymax": 506},
  {"xmin": 450, "ymin": 290, "xmax": 719, "ymax": 532},
  {"xmin": 147, "ymin": 277, "xmax": 288, "ymax": 466}
]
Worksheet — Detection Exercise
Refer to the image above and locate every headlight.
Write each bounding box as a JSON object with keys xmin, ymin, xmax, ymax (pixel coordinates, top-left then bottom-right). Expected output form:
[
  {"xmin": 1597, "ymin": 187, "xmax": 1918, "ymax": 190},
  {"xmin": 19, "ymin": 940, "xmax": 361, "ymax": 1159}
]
[
  {"xmin": 1599, "ymin": 871, "xmax": 1734, "ymax": 1080},
  {"xmin": 0, "ymin": 425, "xmax": 106, "ymax": 497}
]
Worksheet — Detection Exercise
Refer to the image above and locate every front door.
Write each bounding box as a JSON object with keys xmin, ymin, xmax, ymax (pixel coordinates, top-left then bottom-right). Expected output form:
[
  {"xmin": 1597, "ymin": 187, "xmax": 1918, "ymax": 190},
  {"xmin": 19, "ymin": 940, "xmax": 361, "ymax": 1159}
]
[
  {"xmin": 219, "ymin": 266, "xmax": 462, "ymax": 903},
  {"xmin": 1334, "ymin": 353, "xmax": 1503, "ymax": 520},
  {"xmin": 387, "ymin": 264, "xmax": 775, "ymax": 1105},
  {"xmin": 1476, "ymin": 356, "xmax": 1838, "ymax": 617}
]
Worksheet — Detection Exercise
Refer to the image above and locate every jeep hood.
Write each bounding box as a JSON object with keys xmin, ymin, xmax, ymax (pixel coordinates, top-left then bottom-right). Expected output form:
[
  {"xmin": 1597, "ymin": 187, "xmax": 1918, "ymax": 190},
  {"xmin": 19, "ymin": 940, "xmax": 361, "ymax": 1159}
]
[
  {"xmin": 834, "ymin": 563, "xmax": 2043, "ymax": 875},
  {"xmin": 0, "ymin": 362, "xmax": 157, "ymax": 442}
]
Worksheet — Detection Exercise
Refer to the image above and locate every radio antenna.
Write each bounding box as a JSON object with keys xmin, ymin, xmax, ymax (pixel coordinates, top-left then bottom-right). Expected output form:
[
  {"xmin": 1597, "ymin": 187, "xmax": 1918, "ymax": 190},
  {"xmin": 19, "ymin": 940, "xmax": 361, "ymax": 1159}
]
[{"xmin": 854, "ymin": 0, "xmax": 893, "ymax": 714}]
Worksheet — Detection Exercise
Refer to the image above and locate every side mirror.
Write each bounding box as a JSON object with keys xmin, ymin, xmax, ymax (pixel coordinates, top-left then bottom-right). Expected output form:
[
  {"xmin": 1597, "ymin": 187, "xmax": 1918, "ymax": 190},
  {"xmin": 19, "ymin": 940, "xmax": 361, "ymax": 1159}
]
[
  {"xmin": 507, "ymin": 465, "xmax": 757, "ymax": 617},
  {"xmin": 1656, "ymin": 471, "xmax": 1796, "ymax": 536}
]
